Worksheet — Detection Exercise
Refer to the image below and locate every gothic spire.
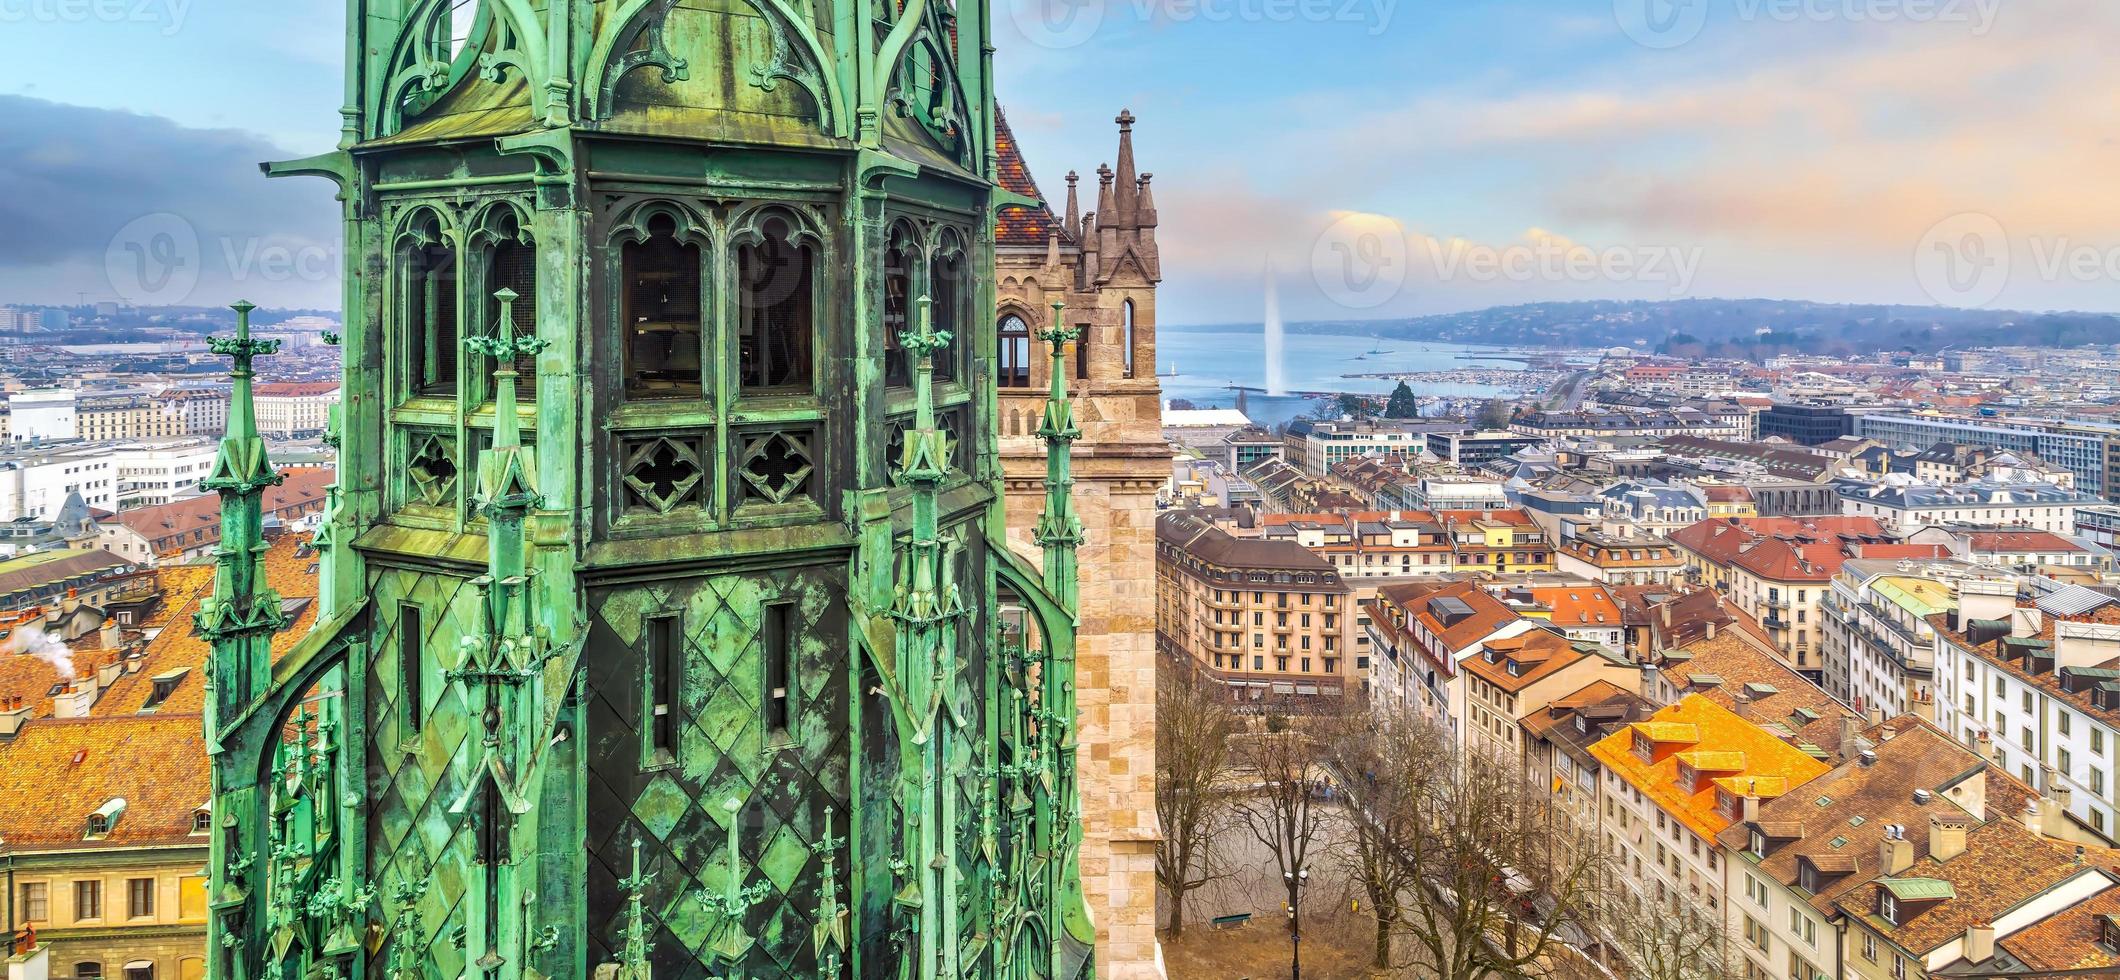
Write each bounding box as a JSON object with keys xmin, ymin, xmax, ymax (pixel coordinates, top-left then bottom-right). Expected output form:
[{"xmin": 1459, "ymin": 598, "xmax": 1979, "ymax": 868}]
[
  {"xmin": 1136, "ymin": 172, "xmax": 1158, "ymax": 229},
  {"xmin": 1111, "ymin": 109, "xmax": 1139, "ymax": 227},
  {"xmin": 1063, "ymin": 170, "xmax": 1080, "ymax": 234},
  {"xmin": 1034, "ymin": 301, "xmax": 1083, "ymax": 601},
  {"xmin": 196, "ymin": 301, "xmax": 289, "ymax": 708}
]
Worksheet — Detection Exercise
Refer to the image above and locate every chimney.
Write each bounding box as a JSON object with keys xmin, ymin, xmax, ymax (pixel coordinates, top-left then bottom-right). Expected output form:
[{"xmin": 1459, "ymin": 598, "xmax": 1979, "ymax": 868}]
[
  {"xmin": 1859, "ymin": 749, "xmax": 1878, "ymax": 767},
  {"xmin": 1929, "ymin": 813, "xmax": 1967, "ymax": 861},
  {"xmin": 1839, "ymin": 715, "xmax": 1861, "ymax": 762},
  {"xmin": 1963, "ymin": 923, "xmax": 1995, "ymax": 964},
  {"xmin": 1705, "ymin": 620, "xmax": 1718, "ymax": 641},
  {"xmin": 1880, "ymin": 824, "xmax": 1915, "ymax": 875},
  {"xmin": 1742, "ymin": 793, "xmax": 1760, "ymax": 824},
  {"xmin": 6, "ymin": 936, "xmax": 50, "ymax": 980},
  {"xmin": 0, "ymin": 697, "xmax": 32, "ymax": 739},
  {"xmin": 1640, "ymin": 663, "xmax": 1659, "ymax": 703},
  {"xmin": 2023, "ymin": 798, "xmax": 2044, "ymax": 838}
]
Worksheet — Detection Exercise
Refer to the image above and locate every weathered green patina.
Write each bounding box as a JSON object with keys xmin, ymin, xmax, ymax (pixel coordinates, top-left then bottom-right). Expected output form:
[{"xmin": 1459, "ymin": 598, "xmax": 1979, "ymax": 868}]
[{"xmin": 200, "ymin": 2, "xmax": 1091, "ymax": 978}]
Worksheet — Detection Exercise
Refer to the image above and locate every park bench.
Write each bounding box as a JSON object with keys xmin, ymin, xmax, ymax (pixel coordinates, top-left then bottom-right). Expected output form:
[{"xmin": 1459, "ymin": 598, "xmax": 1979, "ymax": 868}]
[{"xmin": 1209, "ymin": 912, "xmax": 1252, "ymax": 930}]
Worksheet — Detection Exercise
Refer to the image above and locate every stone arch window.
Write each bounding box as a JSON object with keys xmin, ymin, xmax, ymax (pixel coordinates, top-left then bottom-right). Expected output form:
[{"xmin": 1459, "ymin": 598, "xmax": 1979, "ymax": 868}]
[
  {"xmin": 883, "ymin": 222, "xmax": 918, "ymax": 388},
  {"xmin": 1122, "ymin": 299, "xmax": 1138, "ymax": 379},
  {"xmin": 736, "ymin": 210, "xmax": 817, "ymax": 393},
  {"xmin": 399, "ymin": 210, "xmax": 458, "ymax": 396},
  {"xmin": 998, "ymin": 313, "xmax": 1033, "ymax": 388},
  {"xmin": 621, "ymin": 211, "xmax": 704, "ymax": 400},
  {"xmin": 477, "ymin": 206, "xmax": 538, "ymax": 400}
]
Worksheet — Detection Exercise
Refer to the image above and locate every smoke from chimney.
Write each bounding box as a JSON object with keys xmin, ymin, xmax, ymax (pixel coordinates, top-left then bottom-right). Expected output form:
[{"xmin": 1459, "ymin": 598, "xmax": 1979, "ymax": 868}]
[{"xmin": 9, "ymin": 623, "xmax": 75, "ymax": 680}]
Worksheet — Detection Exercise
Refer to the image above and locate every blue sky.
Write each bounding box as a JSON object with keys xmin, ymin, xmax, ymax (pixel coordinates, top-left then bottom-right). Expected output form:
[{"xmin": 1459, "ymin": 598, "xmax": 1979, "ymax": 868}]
[{"xmin": 3, "ymin": 0, "xmax": 2116, "ymax": 323}]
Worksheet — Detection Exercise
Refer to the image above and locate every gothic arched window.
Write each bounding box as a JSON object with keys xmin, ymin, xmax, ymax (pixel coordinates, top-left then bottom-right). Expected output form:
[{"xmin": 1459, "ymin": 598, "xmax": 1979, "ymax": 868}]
[
  {"xmin": 1122, "ymin": 299, "xmax": 1138, "ymax": 379},
  {"xmin": 930, "ymin": 245, "xmax": 963, "ymax": 383},
  {"xmin": 738, "ymin": 215, "xmax": 816, "ymax": 392},
  {"xmin": 487, "ymin": 214, "xmax": 537, "ymax": 400},
  {"xmin": 403, "ymin": 218, "xmax": 457, "ymax": 397},
  {"xmin": 883, "ymin": 227, "xmax": 915, "ymax": 388},
  {"xmin": 621, "ymin": 213, "xmax": 703, "ymax": 400},
  {"xmin": 998, "ymin": 314, "xmax": 1032, "ymax": 388}
]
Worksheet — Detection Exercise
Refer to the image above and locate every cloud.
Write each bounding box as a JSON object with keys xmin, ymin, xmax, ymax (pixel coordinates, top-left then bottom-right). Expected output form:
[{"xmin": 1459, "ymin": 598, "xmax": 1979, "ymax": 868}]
[{"xmin": 0, "ymin": 96, "xmax": 340, "ymax": 308}]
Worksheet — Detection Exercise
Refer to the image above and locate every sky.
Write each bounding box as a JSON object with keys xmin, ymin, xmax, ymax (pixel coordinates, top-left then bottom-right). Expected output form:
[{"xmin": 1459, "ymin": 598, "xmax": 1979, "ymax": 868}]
[{"xmin": 2, "ymin": 0, "xmax": 2116, "ymax": 325}]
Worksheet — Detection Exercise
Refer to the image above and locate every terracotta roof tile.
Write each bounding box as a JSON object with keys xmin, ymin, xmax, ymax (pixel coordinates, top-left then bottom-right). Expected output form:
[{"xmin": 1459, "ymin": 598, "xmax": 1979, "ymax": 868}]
[
  {"xmin": 0, "ymin": 714, "xmax": 208, "ymax": 851},
  {"xmin": 1659, "ymin": 632, "xmax": 1858, "ymax": 755},
  {"xmin": 995, "ymin": 108, "xmax": 1062, "ymax": 247},
  {"xmin": 1589, "ymin": 694, "xmax": 1831, "ymax": 838}
]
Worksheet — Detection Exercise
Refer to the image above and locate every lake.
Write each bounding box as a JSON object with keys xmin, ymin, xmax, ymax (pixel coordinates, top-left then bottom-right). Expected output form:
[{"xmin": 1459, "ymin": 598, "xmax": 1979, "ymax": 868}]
[{"xmin": 1155, "ymin": 326, "xmax": 1531, "ymax": 426}]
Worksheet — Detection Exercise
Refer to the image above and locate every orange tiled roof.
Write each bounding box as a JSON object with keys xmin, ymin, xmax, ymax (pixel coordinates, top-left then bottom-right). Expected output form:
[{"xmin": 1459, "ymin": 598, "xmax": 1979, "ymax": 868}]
[
  {"xmin": 253, "ymin": 382, "xmax": 340, "ymax": 397},
  {"xmin": 995, "ymin": 108, "xmax": 1062, "ymax": 248},
  {"xmin": 1526, "ymin": 585, "xmax": 1621, "ymax": 627},
  {"xmin": 94, "ymin": 533, "xmax": 319, "ymax": 717},
  {"xmin": 115, "ymin": 468, "xmax": 332, "ymax": 556},
  {"xmin": 1659, "ymin": 631, "xmax": 1858, "ymax": 753},
  {"xmin": 1461, "ymin": 630, "xmax": 1593, "ymax": 694},
  {"xmin": 0, "ymin": 714, "xmax": 208, "ymax": 851},
  {"xmin": 1999, "ymin": 887, "xmax": 2120, "ymax": 971},
  {"xmin": 1588, "ymin": 694, "xmax": 1831, "ymax": 838}
]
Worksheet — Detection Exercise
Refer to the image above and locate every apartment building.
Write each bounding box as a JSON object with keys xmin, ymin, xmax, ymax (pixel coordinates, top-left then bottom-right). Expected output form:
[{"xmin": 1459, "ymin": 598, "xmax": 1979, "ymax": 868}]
[
  {"xmin": 75, "ymin": 391, "xmax": 182, "ymax": 443},
  {"xmin": 1494, "ymin": 583, "xmax": 1626, "ymax": 649},
  {"xmin": 1838, "ymin": 479, "xmax": 2094, "ymax": 534},
  {"xmin": 1855, "ymin": 412, "xmax": 2113, "ymax": 500},
  {"xmin": 1717, "ymin": 722, "xmax": 1997, "ymax": 980},
  {"xmin": 1930, "ymin": 579, "xmax": 2120, "ymax": 840},
  {"xmin": 1154, "ymin": 511, "xmax": 1355, "ymax": 704},
  {"xmin": 0, "ymin": 444, "xmax": 117, "ymax": 520},
  {"xmin": 1556, "ymin": 531, "xmax": 1688, "ymax": 586},
  {"xmin": 151, "ymin": 387, "xmax": 229, "ymax": 438},
  {"xmin": 1281, "ymin": 418, "xmax": 1435, "ymax": 475},
  {"xmin": 1436, "ymin": 508, "xmax": 1553, "ymax": 575},
  {"xmin": 252, "ymin": 382, "xmax": 340, "ymax": 438},
  {"xmin": 1821, "ymin": 561, "xmax": 1963, "ymax": 720},
  {"xmin": 1364, "ymin": 580, "xmax": 1537, "ymax": 736},
  {"xmin": 1833, "ymin": 813, "xmax": 2114, "ymax": 979},
  {"xmin": 1520, "ymin": 679, "xmax": 1652, "ymax": 849},
  {"xmin": 1587, "ymin": 695, "xmax": 1830, "ymax": 925},
  {"xmin": 97, "ymin": 468, "xmax": 333, "ymax": 565},
  {"xmin": 0, "ymin": 716, "xmax": 213, "ymax": 980},
  {"xmin": 1669, "ymin": 516, "xmax": 1908, "ymax": 684},
  {"xmin": 1459, "ymin": 629, "xmax": 1635, "ymax": 767},
  {"xmin": 7, "ymin": 390, "xmax": 77, "ymax": 443}
]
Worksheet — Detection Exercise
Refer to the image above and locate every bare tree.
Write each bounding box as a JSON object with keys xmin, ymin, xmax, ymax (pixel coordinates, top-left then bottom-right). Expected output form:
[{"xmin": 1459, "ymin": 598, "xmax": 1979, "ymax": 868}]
[
  {"xmin": 1325, "ymin": 711, "xmax": 1424, "ymax": 971},
  {"xmin": 1591, "ymin": 886, "xmax": 1735, "ymax": 980},
  {"xmin": 1154, "ymin": 654, "xmax": 1240, "ymax": 936},
  {"xmin": 1381, "ymin": 728, "xmax": 1604, "ymax": 980},
  {"xmin": 1230, "ymin": 716, "xmax": 1328, "ymax": 938}
]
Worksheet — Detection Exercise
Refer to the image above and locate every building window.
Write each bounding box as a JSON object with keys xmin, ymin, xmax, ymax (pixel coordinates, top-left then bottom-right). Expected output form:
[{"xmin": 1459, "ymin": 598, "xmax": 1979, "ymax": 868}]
[
  {"xmin": 882, "ymin": 228, "xmax": 915, "ymax": 388},
  {"xmin": 76, "ymin": 880, "xmax": 102, "ymax": 920},
  {"xmin": 489, "ymin": 233, "xmax": 539, "ymax": 400},
  {"xmin": 1121, "ymin": 299, "xmax": 1137, "ymax": 378},
  {"xmin": 763, "ymin": 602, "xmax": 795, "ymax": 737},
  {"xmin": 622, "ymin": 213, "xmax": 704, "ymax": 400},
  {"xmin": 998, "ymin": 314, "xmax": 1033, "ymax": 388},
  {"xmin": 737, "ymin": 215, "xmax": 815, "ymax": 393},
  {"xmin": 73, "ymin": 965, "xmax": 102, "ymax": 980},
  {"xmin": 645, "ymin": 614, "xmax": 681, "ymax": 763},
  {"xmin": 127, "ymin": 878, "xmax": 154, "ymax": 919},
  {"xmin": 20, "ymin": 883, "xmax": 47, "ymax": 921},
  {"xmin": 399, "ymin": 604, "xmax": 423, "ymax": 734},
  {"xmin": 405, "ymin": 228, "xmax": 458, "ymax": 396}
]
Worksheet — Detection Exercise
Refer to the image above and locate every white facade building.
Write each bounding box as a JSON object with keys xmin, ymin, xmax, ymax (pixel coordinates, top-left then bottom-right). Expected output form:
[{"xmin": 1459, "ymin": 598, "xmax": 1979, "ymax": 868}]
[
  {"xmin": 8, "ymin": 389, "xmax": 77, "ymax": 442},
  {"xmin": 0, "ymin": 445, "xmax": 115, "ymax": 520}
]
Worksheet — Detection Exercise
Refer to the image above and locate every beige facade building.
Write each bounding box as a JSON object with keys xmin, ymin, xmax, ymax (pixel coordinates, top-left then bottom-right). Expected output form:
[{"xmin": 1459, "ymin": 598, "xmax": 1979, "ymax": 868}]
[
  {"xmin": 251, "ymin": 382, "xmax": 338, "ymax": 438},
  {"xmin": 0, "ymin": 716, "xmax": 212, "ymax": 980},
  {"xmin": 1156, "ymin": 511, "xmax": 1357, "ymax": 700},
  {"xmin": 993, "ymin": 110, "xmax": 1167, "ymax": 977}
]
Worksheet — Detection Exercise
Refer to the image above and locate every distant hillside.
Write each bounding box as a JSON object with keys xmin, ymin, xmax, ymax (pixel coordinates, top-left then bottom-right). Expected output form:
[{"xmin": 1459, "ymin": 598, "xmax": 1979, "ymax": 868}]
[{"xmin": 1284, "ymin": 299, "xmax": 2120, "ymax": 358}]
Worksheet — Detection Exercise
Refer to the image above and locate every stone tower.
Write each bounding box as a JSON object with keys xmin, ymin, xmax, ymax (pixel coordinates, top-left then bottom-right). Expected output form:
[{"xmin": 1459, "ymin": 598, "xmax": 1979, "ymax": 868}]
[
  {"xmin": 201, "ymin": 4, "xmax": 1095, "ymax": 979},
  {"xmin": 993, "ymin": 112, "xmax": 1167, "ymax": 978}
]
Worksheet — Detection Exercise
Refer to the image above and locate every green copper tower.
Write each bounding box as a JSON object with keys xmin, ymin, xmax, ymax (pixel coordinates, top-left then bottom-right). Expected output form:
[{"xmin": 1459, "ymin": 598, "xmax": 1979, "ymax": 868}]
[{"xmin": 200, "ymin": 2, "xmax": 1094, "ymax": 978}]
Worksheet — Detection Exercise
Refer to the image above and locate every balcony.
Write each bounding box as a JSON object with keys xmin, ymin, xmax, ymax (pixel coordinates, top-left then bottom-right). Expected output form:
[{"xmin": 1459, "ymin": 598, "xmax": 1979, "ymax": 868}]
[
  {"xmin": 1762, "ymin": 596, "xmax": 1791, "ymax": 611},
  {"xmin": 1762, "ymin": 614, "xmax": 1790, "ymax": 630}
]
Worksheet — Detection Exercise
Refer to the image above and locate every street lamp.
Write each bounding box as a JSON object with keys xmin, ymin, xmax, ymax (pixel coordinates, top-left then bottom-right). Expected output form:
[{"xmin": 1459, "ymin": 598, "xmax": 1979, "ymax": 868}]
[{"xmin": 1283, "ymin": 867, "xmax": 1308, "ymax": 980}]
